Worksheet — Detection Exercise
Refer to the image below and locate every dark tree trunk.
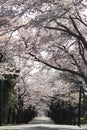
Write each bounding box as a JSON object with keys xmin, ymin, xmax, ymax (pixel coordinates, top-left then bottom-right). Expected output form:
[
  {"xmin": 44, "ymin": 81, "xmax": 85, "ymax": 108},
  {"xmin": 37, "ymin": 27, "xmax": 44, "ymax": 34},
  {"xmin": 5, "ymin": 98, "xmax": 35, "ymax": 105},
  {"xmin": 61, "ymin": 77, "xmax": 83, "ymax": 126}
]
[
  {"xmin": 0, "ymin": 81, "xmax": 3, "ymax": 125},
  {"xmin": 78, "ymin": 86, "xmax": 82, "ymax": 126}
]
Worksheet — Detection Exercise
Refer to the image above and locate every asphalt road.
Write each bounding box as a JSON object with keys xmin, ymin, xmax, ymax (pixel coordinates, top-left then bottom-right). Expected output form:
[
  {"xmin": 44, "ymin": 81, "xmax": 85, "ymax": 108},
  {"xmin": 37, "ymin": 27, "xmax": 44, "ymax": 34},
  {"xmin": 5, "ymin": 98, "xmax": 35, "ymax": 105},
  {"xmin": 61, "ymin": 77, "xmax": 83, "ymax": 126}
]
[
  {"xmin": 0, "ymin": 124, "xmax": 86, "ymax": 130},
  {"xmin": 0, "ymin": 117, "xmax": 86, "ymax": 130}
]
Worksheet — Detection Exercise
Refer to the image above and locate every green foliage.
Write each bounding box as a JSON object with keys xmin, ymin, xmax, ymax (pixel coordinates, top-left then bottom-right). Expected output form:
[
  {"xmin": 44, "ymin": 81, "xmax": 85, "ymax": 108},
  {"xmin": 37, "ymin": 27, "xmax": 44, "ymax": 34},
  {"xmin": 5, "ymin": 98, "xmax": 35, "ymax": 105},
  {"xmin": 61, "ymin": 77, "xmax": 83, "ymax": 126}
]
[
  {"xmin": 16, "ymin": 105, "xmax": 37, "ymax": 124},
  {"xmin": 47, "ymin": 96, "xmax": 78, "ymax": 125},
  {"xmin": 0, "ymin": 71, "xmax": 37, "ymax": 125},
  {"xmin": 0, "ymin": 73, "xmax": 18, "ymax": 124}
]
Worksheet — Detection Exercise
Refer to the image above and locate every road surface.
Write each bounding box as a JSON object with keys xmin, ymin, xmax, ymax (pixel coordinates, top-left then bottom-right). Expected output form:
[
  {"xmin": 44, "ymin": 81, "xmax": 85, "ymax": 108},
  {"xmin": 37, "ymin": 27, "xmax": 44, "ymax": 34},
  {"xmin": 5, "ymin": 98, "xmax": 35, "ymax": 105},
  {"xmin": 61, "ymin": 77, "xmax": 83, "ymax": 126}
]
[{"xmin": 0, "ymin": 117, "xmax": 86, "ymax": 130}]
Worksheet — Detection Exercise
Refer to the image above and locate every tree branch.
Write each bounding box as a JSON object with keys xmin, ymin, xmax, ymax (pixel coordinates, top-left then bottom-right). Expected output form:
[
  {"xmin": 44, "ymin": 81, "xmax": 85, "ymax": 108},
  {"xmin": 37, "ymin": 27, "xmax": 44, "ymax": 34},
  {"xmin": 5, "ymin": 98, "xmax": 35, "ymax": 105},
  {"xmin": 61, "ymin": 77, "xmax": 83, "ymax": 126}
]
[{"xmin": 28, "ymin": 52, "xmax": 85, "ymax": 79}]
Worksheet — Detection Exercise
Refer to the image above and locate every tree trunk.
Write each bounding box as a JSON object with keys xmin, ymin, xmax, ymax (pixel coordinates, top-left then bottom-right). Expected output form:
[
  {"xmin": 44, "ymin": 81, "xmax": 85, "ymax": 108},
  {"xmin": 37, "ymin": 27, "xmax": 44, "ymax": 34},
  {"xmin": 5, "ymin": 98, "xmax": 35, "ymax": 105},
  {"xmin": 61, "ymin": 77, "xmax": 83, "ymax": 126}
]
[
  {"xmin": 0, "ymin": 81, "xmax": 3, "ymax": 125},
  {"xmin": 78, "ymin": 86, "xmax": 82, "ymax": 126}
]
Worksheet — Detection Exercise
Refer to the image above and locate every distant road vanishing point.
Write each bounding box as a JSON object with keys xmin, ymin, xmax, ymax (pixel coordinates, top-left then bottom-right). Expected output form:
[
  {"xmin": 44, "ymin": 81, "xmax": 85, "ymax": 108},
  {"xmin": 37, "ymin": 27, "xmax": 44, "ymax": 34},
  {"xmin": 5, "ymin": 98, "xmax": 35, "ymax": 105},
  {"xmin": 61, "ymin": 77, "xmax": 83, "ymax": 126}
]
[{"xmin": 0, "ymin": 117, "xmax": 86, "ymax": 130}]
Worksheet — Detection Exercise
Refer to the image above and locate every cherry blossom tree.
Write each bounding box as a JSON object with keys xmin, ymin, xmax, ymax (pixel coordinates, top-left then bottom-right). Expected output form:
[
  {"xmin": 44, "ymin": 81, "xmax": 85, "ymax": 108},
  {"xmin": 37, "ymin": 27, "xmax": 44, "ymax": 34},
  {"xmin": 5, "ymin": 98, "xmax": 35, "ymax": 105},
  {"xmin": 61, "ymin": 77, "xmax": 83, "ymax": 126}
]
[{"xmin": 0, "ymin": 0, "xmax": 87, "ymax": 123}]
